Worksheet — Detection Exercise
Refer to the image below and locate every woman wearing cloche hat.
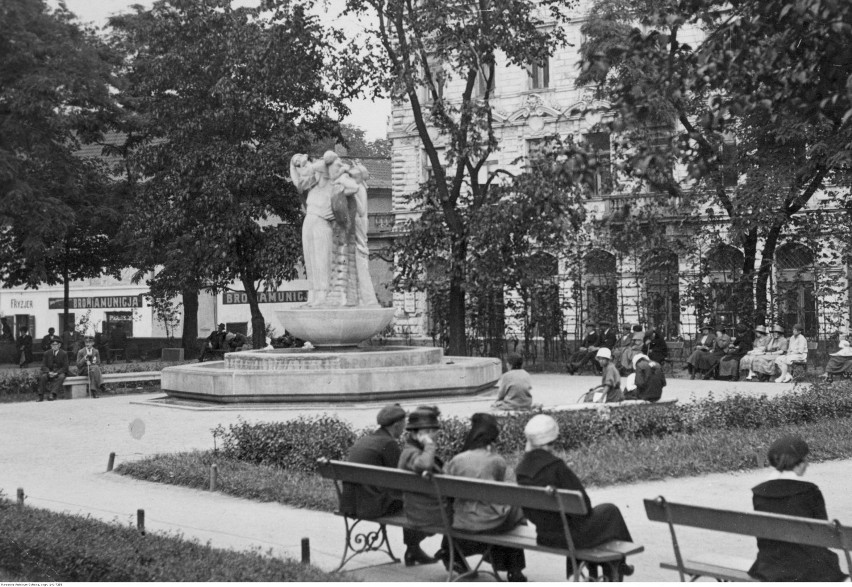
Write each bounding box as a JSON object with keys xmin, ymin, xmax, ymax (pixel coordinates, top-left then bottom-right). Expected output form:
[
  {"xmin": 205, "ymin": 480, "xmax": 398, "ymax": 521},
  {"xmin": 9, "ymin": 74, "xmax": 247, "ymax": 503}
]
[
  {"xmin": 516, "ymin": 415, "xmax": 634, "ymax": 580},
  {"xmin": 746, "ymin": 325, "xmax": 788, "ymax": 381},
  {"xmin": 748, "ymin": 435, "xmax": 847, "ymax": 581}
]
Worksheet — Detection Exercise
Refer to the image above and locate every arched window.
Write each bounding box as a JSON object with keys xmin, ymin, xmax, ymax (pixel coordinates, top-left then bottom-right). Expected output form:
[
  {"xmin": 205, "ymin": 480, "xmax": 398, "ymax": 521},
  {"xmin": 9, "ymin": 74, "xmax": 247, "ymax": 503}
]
[
  {"xmin": 527, "ymin": 252, "xmax": 562, "ymax": 361},
  {"xmin": 642, "ymin": 249, "xmax": 680, "ymax": 338},
  {"xmin": 707, "ymin": 244, "xmax": 744, "ymax": 329},
  {"xmin": 583, "ymin": 249, "xmax": 618, "ymax": 325},
  {"xmin": 775, "ymin": 243, "xmax": 817, "ymax": 336}
]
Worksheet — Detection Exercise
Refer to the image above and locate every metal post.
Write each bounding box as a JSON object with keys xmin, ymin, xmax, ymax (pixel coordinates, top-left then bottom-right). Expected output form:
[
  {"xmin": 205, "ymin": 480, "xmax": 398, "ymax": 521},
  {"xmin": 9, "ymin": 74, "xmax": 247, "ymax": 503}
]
[
  {"xmin": 301, "ymin": 538, "xmax": 310, "ymax": 564},
  {"xmin": 210, "ymin": 464, "xmax": 218, "ymax": 491},
  {"xmin": 137, "ymin": 509, "xmax": 145, "ymax": 535},
  {"xmin": 17, "ymin": 487, "xmax": 24, "ymax": 507},
  {"xmin": 107, "ymin": 452, "xmax": 116, "ymax": 472}
]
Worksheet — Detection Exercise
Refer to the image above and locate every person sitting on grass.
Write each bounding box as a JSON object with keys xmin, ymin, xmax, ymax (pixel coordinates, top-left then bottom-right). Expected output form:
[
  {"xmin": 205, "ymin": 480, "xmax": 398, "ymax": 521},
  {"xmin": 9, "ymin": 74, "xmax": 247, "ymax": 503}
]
[
  {"xmin": 492, "ymin": 354, "xmax": 533, "ymax": 411},
  {"xmin": 340, "ymin": 403, "xmax": 437, "ymax": 568},
  {"xmin": 821, "ymin": 340, "xmax": 852, "ymax": 382},
  {"xmin": 748, "ymin": 435, "xmax": 847, "ymax": 582},
  {"xmin": 582, "ymin": 348, "xmax": 623, "ymax": 403},
  {"xmin": 445, "ymin": 413, "xmax": 527, "ymax": 582},
  {"xmin": 622, "ymin": 353, "xmax": 666, "ymax": 402},
  {"xmin": 516, "ymin": 415, "xmax": 634, "ymax": 581},
  {"xmin": 398, "ymin": 406, "xmax": 472, "ymax": 576}
]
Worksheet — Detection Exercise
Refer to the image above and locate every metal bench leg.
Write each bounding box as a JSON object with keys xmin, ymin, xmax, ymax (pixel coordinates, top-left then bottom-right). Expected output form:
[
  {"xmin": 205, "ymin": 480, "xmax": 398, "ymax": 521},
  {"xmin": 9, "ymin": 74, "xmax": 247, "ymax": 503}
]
[{"xmin": 334, "ymin": 517, "xmax": 399, "ymax": 573}]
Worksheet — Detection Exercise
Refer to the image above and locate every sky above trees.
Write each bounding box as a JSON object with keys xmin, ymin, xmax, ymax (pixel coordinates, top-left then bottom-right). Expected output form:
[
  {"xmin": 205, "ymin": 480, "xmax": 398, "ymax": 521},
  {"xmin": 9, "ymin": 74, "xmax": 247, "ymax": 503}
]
[{"xmin": 59, "ymin": 0, "xmax": 392, "ymax": 140}]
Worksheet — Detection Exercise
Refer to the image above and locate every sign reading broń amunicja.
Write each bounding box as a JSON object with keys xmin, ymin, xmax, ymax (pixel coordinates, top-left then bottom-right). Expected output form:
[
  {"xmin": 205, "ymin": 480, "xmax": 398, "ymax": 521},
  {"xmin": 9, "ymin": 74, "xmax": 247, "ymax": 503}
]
[
  {"xmin": 223, "ymin": 290, "xmax": 308, "ymax": 305},
  {"xmin": 48, "ymin": 295, "xmax": 145, "ymax": 310}
]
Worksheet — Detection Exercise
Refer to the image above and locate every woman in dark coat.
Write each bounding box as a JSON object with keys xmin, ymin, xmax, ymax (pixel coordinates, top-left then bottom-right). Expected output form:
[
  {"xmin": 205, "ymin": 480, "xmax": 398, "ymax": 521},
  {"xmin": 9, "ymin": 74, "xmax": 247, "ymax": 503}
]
[
  {"xmin": 16, "ymin": 327, "xmax": 33, "ymax": 368},
  {"xmin": 643, "ymin": 326, "xmax": 669, "ymax": 366},
  {"xmin": 749, "ymin": 435, "xmax": 847, "ymax": 582},
  {"xmin": 515, "ymin": 415, "xmax": 634, "ymax": 580},
  {"xmin": 717, "ymin": 324, "xmax": 753, "ymax": 380}
]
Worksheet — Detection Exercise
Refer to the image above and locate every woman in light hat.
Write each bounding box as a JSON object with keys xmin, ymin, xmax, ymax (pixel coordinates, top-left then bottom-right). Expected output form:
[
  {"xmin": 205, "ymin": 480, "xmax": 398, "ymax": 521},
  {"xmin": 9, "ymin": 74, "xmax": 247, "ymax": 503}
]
[
  {"xmin": 821, "ymin": 339, "xmax": 852, "ymax": 381},
  {"xmin": 740, "ymin": 325, "xmax": 768, "ymax": 378},
  {"xmin": 748, "ymin": 435, "xmax": 847, "ymax": 582},
  {"xmin": 516, "ymin": 415, "xmax": 634, "ymax": 580},
  {"xmin": 746, "ymin": 325, "xmax": 788, "ymax": 381},
  {"xmin": 582, "ymin": 348, "xmax": 623, "ymax": 403},
  {"xmin": 774, "ymin": 324, "xmax": 808, "ymax": 383}
]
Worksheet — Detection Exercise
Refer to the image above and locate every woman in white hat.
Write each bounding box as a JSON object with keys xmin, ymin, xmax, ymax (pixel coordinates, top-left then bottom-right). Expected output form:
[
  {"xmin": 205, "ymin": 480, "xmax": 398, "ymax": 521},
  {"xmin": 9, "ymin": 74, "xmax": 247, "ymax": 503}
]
[
  {"xmin": 582, "ymin": 348, "xmax": 623, "ymax": 403},
  {"xmin": 740, "ymin": 325, "xmax": 768, "ymax": 378},
  {"xmin": 822, "ymin": 339, "xmax": 852, "ymax": 382},
  {"xmin": 516, "ymin": 415, "xmax": 634, "ymax": 580},
  {"xmin": 746, "ymin": 325, "xmax": 788, "ymax": 381}
]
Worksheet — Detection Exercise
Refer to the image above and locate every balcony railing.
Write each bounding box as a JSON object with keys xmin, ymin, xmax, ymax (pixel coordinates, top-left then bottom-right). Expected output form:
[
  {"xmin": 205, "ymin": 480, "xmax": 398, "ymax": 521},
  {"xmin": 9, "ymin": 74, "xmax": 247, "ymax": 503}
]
[{"xmin": 368, "ymin": 213, "xmax": 396, "ymax": 234}]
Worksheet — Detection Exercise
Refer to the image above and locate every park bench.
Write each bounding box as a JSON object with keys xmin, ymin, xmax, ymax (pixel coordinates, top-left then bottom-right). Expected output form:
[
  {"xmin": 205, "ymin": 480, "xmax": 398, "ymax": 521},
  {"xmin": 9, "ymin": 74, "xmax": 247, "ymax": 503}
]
[
  {"xmin": 317, "ymin": 458, "xmax": 643, "ymax": 581},
  {"xmin": 63, "ymin": 371, "xmax": 161, "ymax": 399},
  {"xmin": 644, "ymin": 495, "xmax": 852, "ymax": 582}
]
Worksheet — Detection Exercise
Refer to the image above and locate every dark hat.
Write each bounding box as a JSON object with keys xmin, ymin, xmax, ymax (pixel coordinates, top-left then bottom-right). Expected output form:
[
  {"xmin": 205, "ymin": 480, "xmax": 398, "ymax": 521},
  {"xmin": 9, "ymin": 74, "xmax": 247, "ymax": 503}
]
[
  {"xmin": 767, "ymin": 435, "xmax": 809, "ymax": 471},
  {"xmin": 736, "ymin": 323, "xmax": 749, "ymax": 332},
  {"xmin": 585, "ymin": 320, "xmax": 597, "ymax": 327},
  {"xmin": 700, "ymin": 324, "xmax": 713, "ymax": 332},
  {"xmin": 460, "ymin": 413, "xmax": 499, "ymax": 452},
  {"xmin": 406, "ymin": 405, "xmax": 441, "ymax": 430},
  {"xmin": 49, "ymin": 336, "xmax": 62, "ymax": 344},
  {"xmin": 376, "ymin": 403, "xmax": 406, "ymax": 427},
  {"xmin": 599, "ymin": 320, "xmax": 611, "ymax": 327},
  {"xmin": 792, "ymin": 323, "xmax": 804, "ymax": 332},
  {"xmin": 218, "ymin": 323, "xmax": 226, "ymax": 329}
]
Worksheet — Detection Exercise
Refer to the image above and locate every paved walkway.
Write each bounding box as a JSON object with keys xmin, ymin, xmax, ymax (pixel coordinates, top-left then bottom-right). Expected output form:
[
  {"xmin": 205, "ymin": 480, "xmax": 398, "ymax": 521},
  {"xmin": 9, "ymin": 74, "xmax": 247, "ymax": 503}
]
[{"xmin": 0, "ymin": 373, "xmax": 844, "ymax": 582}]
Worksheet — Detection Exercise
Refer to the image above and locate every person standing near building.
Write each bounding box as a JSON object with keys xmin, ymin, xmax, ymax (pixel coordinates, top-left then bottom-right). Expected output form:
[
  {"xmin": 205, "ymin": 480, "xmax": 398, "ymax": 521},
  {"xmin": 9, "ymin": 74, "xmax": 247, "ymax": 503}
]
[
  {"xmin": 38, "ymin": 337, "xmax": 70, "ymax": 402},
  {"xmin": 340, "ymin": 404, "xmax": 437, "ymax": 567},
  {"xmin": 41, "ymin": 327, "xmax": 56, "ymax": 351},
  {"xmin": 17, "ymin": 326, "xmax": 33, "ymax": 368},
  {"xmin": 77, "ymin": 335, "xmax": 105, "ymax": 398}
]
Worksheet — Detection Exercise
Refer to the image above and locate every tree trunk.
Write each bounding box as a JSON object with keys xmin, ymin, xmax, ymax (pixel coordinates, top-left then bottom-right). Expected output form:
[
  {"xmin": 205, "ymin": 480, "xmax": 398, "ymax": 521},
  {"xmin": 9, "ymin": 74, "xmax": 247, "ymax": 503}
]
[
  {"xmin": 740, "ymin": 227, "xmax": 758, "ymax": 322},
  {"xmin": 755, "ymin": 224, "xmax": 783, "ymax": 324},
  {"xmin": 62, "ymin": 246, "xmax": 70, "ymax": 335},
  {"xmin": 181, "ymin": 288, "xmax": 199, "ymax": 357},
  {"xmin": 241, "ymin": 278, "xmax": 267, "ymax": 349},
  {"xmin": 446, "ymin": 239, "xmax": 467, "ymax": 356}
]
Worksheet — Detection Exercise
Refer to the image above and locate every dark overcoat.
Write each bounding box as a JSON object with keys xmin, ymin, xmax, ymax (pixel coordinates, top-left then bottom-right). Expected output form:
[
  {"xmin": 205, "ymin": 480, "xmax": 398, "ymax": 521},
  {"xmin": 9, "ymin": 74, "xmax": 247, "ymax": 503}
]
[
  {"xmin": 41, "ymin": 348, "xmax": 70, "ymax": 375},
  {"xmin": 340, "ymin": 428, "xmax": 402, "ymax": 518}
]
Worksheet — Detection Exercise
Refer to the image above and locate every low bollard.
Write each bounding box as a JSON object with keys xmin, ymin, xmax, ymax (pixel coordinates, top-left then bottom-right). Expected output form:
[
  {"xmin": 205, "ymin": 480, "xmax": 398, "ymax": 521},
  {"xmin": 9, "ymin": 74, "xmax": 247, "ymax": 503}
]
[
  {"xmin": 301, "ymin": 537, "xmax": 310, "ymax": 564},
  {"xmin": 210, "ymin": 464, "xmax": 218, "ymax": 491},
  {"xmin": 137, "ymin": 509, "xmax": 145, "ymax": 535},
  {"xmin": 107, "ymin": 452, "xmax": 116, "ymax": 472},
  {"xmin": 17, "ymin": 487, "xmax": 24, "ymax": 507}
]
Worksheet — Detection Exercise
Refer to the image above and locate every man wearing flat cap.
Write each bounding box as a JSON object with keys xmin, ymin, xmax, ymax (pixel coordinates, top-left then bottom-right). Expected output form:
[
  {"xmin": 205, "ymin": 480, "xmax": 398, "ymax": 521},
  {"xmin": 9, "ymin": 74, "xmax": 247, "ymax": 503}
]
[
  {"xmin": 340, "ymin": 403, "xmax": 436, "ymax": 567},
  {"xmin": 38, "ymin": 337, "xmax": 70, "ymax": 402}
]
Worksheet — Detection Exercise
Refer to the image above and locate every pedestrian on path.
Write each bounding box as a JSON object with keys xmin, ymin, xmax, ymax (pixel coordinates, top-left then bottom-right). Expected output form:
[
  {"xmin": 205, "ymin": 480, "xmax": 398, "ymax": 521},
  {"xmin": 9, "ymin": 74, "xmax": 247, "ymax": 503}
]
[
  {"xmin": 516, "ymin": 415, "xmax": 634, "ymax": 580},
  {"xmin": 340, "ymin": 403, "xmax": 436, "ymax": 568},
  {"xmin": 749, "ymin": 435, "xmax": 847, "ymax": 582}
]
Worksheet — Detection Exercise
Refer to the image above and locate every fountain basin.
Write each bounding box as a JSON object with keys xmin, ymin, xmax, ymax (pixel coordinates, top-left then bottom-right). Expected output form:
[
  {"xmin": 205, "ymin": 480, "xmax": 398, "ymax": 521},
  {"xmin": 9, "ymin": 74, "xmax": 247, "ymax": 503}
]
[{"xmin": 276, "ymin": 307, "xmax": 396, "ymax": 347}]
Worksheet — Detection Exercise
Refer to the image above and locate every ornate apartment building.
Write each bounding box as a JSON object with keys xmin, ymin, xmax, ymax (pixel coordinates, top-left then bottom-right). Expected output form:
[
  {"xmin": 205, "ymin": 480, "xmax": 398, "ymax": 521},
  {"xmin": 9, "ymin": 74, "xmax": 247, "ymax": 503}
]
[{"xmin": 386, "ymin": 5, "xmax": 852, "ymax": 349}]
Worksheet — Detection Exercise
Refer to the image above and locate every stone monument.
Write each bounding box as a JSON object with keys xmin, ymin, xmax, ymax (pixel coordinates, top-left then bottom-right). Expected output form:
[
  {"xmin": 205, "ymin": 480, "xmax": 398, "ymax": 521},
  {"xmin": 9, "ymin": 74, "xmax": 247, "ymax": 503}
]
[{"xmin": 159, "ymin": 153, "xmax": 500, "ymax": 403}]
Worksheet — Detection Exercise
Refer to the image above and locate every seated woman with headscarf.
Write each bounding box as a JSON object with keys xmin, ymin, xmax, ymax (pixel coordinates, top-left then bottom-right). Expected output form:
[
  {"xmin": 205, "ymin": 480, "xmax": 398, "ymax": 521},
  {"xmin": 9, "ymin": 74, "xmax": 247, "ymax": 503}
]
[
  {"xmin": 445, "ymin": 413, "xmax": 527, "ymax": 582},
  {"xmin": 821, "ymin": 340, "xmax": 852, "ymax": 381},
  {"xmin": 747, "ymin": 325, "xmax": 788, "ymax": 381},
  {"xmin": 717, "ymin": 324, "xmax": 753, "ymax": 381},
  {"xmin": 516, "ymin": 415, "xmax": 634, "ymax": 581}
]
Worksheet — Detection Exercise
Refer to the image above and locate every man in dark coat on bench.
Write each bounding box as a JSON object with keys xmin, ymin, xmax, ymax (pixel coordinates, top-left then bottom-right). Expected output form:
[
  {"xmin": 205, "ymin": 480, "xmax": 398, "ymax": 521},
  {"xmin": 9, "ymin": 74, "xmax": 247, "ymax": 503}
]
[
  {"xmin": 340, "ymin": 403, "xmax": 437, "ymax": 567},
  {"xmin": 38, "ymin": 336, "xmax": 70, "ymax": 402},
  {"xmin": 566, "ymin": 321, "xmax": 601, "ymax": 375}
]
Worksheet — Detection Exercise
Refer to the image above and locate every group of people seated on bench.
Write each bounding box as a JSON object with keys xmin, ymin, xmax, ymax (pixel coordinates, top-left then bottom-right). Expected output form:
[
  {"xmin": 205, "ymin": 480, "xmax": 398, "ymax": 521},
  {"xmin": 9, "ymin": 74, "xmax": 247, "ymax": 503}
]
[
  {"xmin": 567, "ymin": 321, "xmax": 668, "ymax": 378},
  {"xmin": 198, "ymin": 323, "xmax": 251, "ymax": 362},
  {"xmin": 37, "ymin": 334, "xmax": 106, "ymax": 401},
  {"xmin": 342, "ymin": 405, "xmax": 635, "ymax": 582}
]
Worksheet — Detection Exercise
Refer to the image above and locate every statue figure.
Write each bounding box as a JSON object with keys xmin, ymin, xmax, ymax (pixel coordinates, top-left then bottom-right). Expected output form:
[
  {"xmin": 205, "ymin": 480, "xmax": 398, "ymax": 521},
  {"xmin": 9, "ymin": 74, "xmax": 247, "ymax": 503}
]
[{"xmin": 289, "ymin": 151, "xmax": 378, "ymax": 308}]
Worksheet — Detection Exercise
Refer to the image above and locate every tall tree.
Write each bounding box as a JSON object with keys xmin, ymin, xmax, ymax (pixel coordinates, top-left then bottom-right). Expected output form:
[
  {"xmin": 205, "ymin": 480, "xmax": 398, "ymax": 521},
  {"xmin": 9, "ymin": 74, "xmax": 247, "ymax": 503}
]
[
  {"xmin": 347, "ymin": 0, "xmax": 571, "ymax": 355},
  {"xmin": 110, "ymin": 0, "xmax": 362, "ymax": 348},
  {"xmin": 579, "ymin": 0, "xmax": 852, "ymax": 325},
  {"xmin": 0, "ymin": 0, "xmax": 123, "ymax": 328}
]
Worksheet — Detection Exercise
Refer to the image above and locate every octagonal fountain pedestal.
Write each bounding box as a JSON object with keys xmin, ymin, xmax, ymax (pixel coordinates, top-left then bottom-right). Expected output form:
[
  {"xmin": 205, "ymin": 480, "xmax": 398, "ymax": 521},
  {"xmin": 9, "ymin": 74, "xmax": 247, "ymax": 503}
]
[{"xmin": 160, "ymin": 345, "xmax": 500, "ymax": 403}]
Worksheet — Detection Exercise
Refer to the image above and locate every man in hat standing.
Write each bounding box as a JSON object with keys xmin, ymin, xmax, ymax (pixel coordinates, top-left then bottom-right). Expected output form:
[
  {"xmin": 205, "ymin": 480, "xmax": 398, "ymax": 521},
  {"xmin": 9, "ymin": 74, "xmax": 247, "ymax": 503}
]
[
  {"xmin": 38, "ymin": 337, "xmax": 70, "ymax": 402},
  {"xmin": 566, "ymin": 321, "xmax": 601, "ymax": 375},
  {"xmin": 341, "ymin": 404, "xmax": 437, "ymax": 567}
]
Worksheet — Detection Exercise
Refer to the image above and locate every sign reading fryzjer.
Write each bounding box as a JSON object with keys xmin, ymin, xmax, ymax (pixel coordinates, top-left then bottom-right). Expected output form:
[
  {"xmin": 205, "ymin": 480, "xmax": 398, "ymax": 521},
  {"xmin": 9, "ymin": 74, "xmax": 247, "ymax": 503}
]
[
  {"xmin": 223, "ymin": 290, "xmax": 308, "ymax": 305},
  {"xmin": 48, "ymin": 295, "xmax": 145, "ymax": 310}
]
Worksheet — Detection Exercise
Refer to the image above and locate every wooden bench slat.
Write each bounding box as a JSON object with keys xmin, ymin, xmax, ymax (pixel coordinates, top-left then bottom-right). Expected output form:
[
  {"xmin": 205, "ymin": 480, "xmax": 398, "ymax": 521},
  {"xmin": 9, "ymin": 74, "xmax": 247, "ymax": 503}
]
[
  {"xmin": 644, "ymin": 498, "xmax": 852, "ymax": 549},
  {"xmin": 661, "ymin": 559, "xmax": 755, "ymax": 582}
]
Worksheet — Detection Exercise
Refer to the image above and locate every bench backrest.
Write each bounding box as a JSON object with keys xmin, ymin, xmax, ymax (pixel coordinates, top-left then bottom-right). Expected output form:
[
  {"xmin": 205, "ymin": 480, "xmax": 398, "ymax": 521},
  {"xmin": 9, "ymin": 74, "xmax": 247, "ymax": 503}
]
[
  {"xmin": 317, "ymin": 459, "xmax": 588, "ymax": 515},
  {"xmin": 644, "ymin": 497, "xmax": 852, "ymax": 549}
]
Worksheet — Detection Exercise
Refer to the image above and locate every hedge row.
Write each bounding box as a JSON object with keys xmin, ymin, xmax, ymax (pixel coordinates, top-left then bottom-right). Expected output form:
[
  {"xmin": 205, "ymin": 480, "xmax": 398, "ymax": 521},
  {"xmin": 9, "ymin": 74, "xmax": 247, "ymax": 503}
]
[
  {"xmin": 0, "ymin": 496, "xmax": 341, "ymax": 582},
  {"xmin": 212, "ymin": 380, "xmax": 852, "ymax": 471},
  {"xmin": 0, "ymin": 360, "xmax": 192, "ymax": 398}
]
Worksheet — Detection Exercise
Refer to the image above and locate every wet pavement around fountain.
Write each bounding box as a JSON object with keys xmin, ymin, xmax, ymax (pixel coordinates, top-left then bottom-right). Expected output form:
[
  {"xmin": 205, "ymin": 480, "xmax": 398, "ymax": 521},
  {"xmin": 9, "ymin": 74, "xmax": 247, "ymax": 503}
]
[{"xmin": 2, "ymin": 373, "xmax": 849, "ymax": 582}]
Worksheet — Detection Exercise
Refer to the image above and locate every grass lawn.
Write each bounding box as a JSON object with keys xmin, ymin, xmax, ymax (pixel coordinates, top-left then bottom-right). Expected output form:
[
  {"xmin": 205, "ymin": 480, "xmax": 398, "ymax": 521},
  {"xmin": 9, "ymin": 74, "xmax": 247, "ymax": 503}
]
[{"xmin": 116, "ymin": 415, "xmax": 852, "ymax": 513}]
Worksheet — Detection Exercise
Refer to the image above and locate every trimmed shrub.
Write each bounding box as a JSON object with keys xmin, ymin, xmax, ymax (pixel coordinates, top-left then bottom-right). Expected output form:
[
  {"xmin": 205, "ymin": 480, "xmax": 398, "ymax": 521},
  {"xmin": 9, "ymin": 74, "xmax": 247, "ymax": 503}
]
[
  {"xmin": 0, "ymin": 496, "xmax": 342, "ymax": 582},
  {"xmin": 213, "ymin": 416, "xmax": 358, "ymax": 472}
]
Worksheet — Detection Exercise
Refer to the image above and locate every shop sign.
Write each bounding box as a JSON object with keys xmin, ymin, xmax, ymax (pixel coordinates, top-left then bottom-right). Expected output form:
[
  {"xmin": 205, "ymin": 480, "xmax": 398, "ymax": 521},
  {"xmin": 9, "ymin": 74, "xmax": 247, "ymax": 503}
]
[
  {"xmin": 8, "ymin": 299, "xmax": 34, "ymax": 310},
  {"xmin": 48, "ymin": 295, "xmax": 145, "ymax": 310},
  {"xmin": 223, "ymin": 290, "xmax": 308, "ymax": 305}
]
